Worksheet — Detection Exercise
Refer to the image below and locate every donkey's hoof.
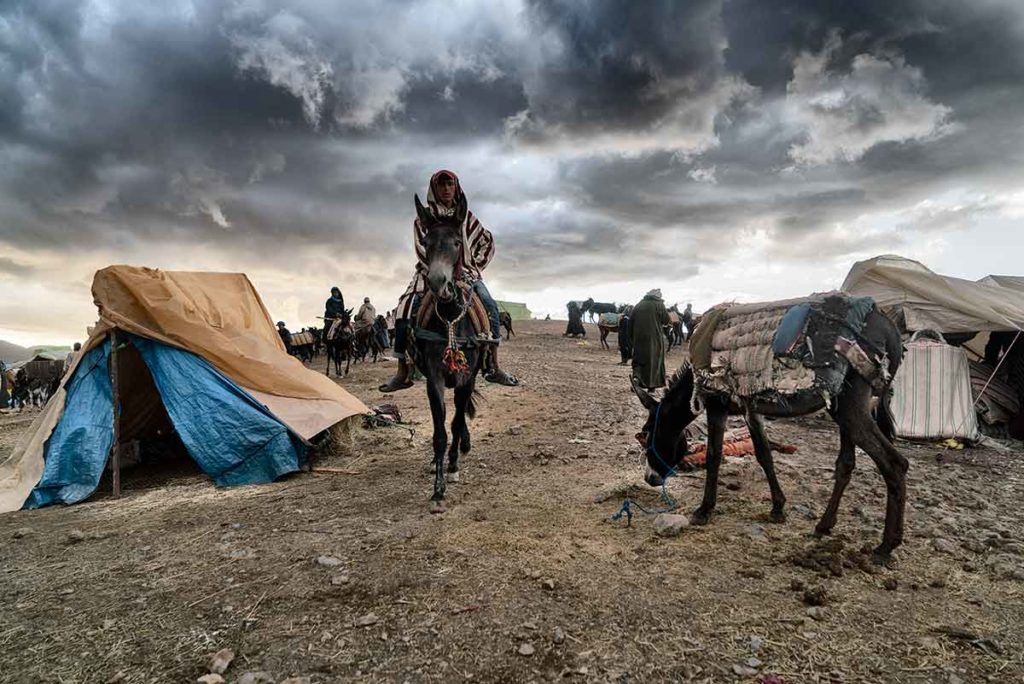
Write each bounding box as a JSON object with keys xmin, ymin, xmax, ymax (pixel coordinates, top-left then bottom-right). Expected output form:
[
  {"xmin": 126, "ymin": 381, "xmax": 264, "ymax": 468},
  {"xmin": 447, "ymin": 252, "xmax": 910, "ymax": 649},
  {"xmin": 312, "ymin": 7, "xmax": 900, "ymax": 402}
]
[
  {"xmin": 813, "ymin": 523, "xmax": 833, "ymax": 538},
  {"xmin": 871, "ymin": 547, "xmax": 894, "ymax": 566},
  {"xmin": 769, "ymin": 510, "xmax": 787, "ymax": 524},
  {"xmin": 446, "ymin": 471, "xmax": 460, "ymax": 483},
  {"xmin": 690, "ymin": 509, "xmax": 711, "ymax": 526},
  {"xmin": 429, "ymin": 500, "xmax": 447, "ymax": 515}
]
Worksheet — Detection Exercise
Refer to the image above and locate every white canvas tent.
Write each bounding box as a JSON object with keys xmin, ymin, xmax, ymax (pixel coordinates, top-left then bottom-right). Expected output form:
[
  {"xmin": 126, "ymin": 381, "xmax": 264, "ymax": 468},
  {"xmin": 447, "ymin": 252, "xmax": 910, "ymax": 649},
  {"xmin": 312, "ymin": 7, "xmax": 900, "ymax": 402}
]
[{"xmin": 843, "ymin": 255, "xmax": 1024, "ymax": 441}]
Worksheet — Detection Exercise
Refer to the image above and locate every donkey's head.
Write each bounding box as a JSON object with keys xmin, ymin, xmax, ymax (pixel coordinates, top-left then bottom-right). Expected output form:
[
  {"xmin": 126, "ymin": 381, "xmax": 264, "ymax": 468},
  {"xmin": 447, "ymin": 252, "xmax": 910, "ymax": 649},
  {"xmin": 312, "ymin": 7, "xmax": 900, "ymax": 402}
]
[
  {"xmin": 630, "ymin": 369, "xmax": 698, "ymax": 487},
  {"xmin": 415, "ymin": 193, "xmax": 466, "ymax": 303}
]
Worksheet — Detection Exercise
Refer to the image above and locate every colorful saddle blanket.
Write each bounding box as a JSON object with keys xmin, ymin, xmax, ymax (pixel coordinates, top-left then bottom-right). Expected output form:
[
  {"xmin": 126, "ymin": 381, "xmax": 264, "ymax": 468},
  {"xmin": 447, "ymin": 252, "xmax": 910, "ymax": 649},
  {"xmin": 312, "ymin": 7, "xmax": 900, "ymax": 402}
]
[
  {"xmin": 416, "ymin": 282, "xmax": 490, "ymax": 339},
  {"xmin": 598, "ymin": 312, "xmax": 621, "ymax": 327},
  {"xmin": 688, "ymin": 293, "xmax": 885, "ymax": 401}
]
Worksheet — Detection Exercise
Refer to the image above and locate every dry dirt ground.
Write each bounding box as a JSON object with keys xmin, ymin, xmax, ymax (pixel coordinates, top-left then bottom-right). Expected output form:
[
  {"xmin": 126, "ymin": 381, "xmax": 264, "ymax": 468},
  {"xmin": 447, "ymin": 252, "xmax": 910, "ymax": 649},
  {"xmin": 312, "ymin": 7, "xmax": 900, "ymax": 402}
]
[{"xmin": 2, "ymin": 320, "xmax": 1024, "ymax": 684}]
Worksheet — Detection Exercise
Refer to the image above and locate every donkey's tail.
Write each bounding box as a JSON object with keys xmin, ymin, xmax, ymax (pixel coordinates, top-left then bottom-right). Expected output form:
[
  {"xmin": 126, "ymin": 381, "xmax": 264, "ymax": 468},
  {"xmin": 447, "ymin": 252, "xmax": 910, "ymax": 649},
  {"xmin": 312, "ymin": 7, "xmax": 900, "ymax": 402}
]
[
  {"xmin": 876, "ymin": 386, "xmax": 897, "ymax": 443},
  {"xmin": 466, "ymin": 389, "xmax": 482, "ymax": 420}
]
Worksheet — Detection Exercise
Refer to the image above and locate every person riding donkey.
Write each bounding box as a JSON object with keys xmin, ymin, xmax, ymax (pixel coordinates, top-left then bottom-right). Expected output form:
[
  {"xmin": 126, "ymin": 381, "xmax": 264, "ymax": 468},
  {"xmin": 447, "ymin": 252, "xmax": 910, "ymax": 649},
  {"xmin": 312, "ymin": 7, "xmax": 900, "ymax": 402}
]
[
  {"xmin": 323, "ymin": 286, "xmax": 347, "ymax": 340},
  {"xmin": 380, "ymin": 169, "xmax": 518, "ymax": 392}
]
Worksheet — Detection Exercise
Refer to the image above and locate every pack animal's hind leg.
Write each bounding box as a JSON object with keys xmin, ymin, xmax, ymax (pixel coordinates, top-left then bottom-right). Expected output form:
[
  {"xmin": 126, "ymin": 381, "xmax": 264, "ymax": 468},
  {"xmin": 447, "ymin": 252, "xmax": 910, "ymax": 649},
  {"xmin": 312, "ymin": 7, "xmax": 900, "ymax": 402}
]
[
  {"xmin": 746, "ymin": 408, "xmax": 787, "ymax": 522},
  {"xmin": 841, "ymin": 376, "xmax": 908, "ymax": 560},
  {"xmin": 692, "ymin": 398, "xmax": 728, "ymax": 525},
  {"xmin": 815, "ymin": 424, "xmax": 855, "ymax": 536},
  {"xmin": 426, "ymin": 378, "xmax": 449, "ymax": 506}
]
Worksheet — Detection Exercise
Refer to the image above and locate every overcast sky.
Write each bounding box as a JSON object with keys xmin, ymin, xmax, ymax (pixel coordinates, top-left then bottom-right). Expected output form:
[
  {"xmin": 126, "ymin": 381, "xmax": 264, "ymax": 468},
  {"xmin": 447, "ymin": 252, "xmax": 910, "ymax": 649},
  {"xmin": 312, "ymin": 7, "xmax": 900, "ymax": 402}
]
[{"xmin": 2, "ymin": 0, "xmax": 1023, "ymax": 346}]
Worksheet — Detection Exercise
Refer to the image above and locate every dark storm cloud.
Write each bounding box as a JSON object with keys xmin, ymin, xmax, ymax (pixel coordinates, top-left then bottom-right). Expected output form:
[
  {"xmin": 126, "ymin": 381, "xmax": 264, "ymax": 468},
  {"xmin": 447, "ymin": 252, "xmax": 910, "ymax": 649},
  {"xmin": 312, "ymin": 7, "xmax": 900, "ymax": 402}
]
[{"xmin": 0, "ymin": 0, "xmax": 1023, "ymax": 335}]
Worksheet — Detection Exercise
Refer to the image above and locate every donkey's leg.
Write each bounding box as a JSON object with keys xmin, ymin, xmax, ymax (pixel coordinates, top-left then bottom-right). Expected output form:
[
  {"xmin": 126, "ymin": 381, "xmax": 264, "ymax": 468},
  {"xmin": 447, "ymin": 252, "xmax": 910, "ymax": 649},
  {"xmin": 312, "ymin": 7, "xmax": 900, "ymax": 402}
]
[
  {"xmin": 692, "ymin": 399, "xmax": 728, "ymax": 525},
  {"xmin": 746, "ymin": 409, "xmax": 787, "ymax": 522},
  {"xmin": 814, "ymin": 424, "xmax": 856, "ymax": 536},
  {"xmin": 446, "ymin": 384, "xmax": 472, "ymax": 482},
  {"xmin": 425, "ymin": 378, "xmax": 449, "ymax": 506},
  {"xmin": 841, "ymin": 377, "xmax": 909, "ymax": 560}
]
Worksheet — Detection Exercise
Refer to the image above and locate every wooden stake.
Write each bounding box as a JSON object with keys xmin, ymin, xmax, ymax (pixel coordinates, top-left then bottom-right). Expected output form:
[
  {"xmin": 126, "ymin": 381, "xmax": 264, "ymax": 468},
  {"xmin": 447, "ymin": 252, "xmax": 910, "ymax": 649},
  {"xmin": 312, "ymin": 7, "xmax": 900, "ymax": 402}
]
[{"xmin": 110, "ymin": 329, "xmax": 121, "ymax": 499}]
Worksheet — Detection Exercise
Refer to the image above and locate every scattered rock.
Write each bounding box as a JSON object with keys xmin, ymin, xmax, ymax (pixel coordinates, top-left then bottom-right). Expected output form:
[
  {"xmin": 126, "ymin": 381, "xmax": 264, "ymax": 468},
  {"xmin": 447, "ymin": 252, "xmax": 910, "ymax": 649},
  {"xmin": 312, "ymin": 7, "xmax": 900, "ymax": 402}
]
[
  {"xmin": 738, "ymin": 568, "xmax": 765, "ymax": 580},
  {"xmin": 732, "ymin": 663, "xmax": 759, "ymax": 677},
  {"xmin": 208, "ymin": 647, "xmax": 235, "ymax": 674},
  {"xmin": 746, "ymin": 524, "xmax": 768, "ymax": 542},
  {"xmin": 789, "ymin": 579, "xmax": 806, "ymax": 592},
  {"xmin": 11, "ymin": 527, "xmax": 31, "ymax": 539},
  {"xmin": 724, "ymin": 481, "xmax": 741, "ymax": 491},
  {"xmin": 745, "ymin": 657, "xmax": 764, "ymax": 669},
  {"xmin": 331, "ymin": 574, "xmax": 350, "ymax": 586},
  {"xmin": 355, "ymin": 613, "xmax": 379, "ymax": 628},
  {"xmin": 962, "ymin": 539, "xmax": 988, "ymax": 554},
  {"xmin": 746, "ymin": 635, "xmax": 764, "ymax": 653},
  {"xmin": 929, "ymin": 577, "xmax": 947, "ymax": 588},
  {"xmin": 237, "ymin": 673, "xmax": 274, "ymax": 684},
  {"xmin": 805, "ymin": 606, "xmax": 827, "ymax": 621},
  {"xmin": 540, "ymin": 579, "xmax": 556, "ymax": 591},
  {"xmin": 508, "ymin": 425, "xmax": 524, "ymax": 436},
  {"xmin": 58, "ymin": 587, "xmax": 75, "ymax": 596},
  {"xmin": 196, "ymin": 676, "xmax": 225, "ymax": 684},
  {"xmin": 553, "ymin": 627, "xmax": 566, "ymax": 645},
  {"xmin": 104, "ymin": 672, "xmax": 126, "ymax": 684},
  {"xmin": 518, "ymin": 642, "xmax": 535, "ymax": 656},
  {"xmin": 652, "ymin": 513, "xmax": 689, "ymax": 537},
  {"xmin": 932, "ymin": 538, "xmax": 958, "ymax": 555},
  {"xmin": 67, "ymin": 529, "xmax": 88, "ymax": 544},
  {"xmin": 278, "ymin": 678, "xmax": 312, "ymax": 684},
  {"xmin": 315, "ymin": 555, "xmax": 344, "ymax": 568},
  {"xmin": 883, "ymin": 578, "xmax": 898, "ymax": 591}
]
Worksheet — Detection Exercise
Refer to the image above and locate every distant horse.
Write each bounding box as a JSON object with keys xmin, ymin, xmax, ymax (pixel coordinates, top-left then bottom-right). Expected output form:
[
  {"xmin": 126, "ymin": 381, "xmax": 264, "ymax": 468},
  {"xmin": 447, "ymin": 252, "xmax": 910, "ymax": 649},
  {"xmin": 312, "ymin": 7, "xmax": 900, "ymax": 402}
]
[
  {"xmin": 411, "ymin": 193, "xmax": 487, "ymax": 512},
  {"xmin": 581, "ymin": 297, "xmax": 617, "ymax": 323},
  {"xmin": 499, "ymin": 311, "xmax": 515, "ymax": 340},
  {"xmin": 631, "ymin": 298, "xmax": 908, "ymax": 562},
  {"xmin": 324, "ymin": 309, "xmax": 354, "ymax": 377}
]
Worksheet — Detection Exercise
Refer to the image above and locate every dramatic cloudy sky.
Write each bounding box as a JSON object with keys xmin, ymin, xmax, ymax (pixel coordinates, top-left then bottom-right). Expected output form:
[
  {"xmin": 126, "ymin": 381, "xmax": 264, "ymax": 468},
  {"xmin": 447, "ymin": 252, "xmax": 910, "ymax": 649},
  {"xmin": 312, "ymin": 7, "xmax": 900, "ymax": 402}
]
[{"xmin": 2, "ymin": 0, "xmax": 1024, "ymax": 345}]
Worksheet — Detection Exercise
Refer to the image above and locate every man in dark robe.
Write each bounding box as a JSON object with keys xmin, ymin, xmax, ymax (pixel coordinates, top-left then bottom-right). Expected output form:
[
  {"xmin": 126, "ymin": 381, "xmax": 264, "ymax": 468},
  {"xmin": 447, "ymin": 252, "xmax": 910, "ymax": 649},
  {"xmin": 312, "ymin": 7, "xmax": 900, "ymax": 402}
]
[
  {"xmin": 618, "ymin": 309, "xmax": 633, "ymax": 365},
  {"xmin": 324, "ymin": 286, "xmax": 346, "ymax": 339},
  {"xmin": 630, "ymin": 289, "xmax": 670, "ymax": 389},
  {"xmin": 276, "ymin": 322, "xmax": 293, "ymax": 354}
]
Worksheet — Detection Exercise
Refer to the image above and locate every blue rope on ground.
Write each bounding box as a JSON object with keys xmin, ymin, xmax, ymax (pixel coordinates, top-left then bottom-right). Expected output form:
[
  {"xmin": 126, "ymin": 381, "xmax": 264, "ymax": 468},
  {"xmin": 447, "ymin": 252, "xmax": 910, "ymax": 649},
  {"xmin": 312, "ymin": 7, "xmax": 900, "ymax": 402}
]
[{"xmin": 610, "ymin": 402, "xmax": 680, "ymax": 526}]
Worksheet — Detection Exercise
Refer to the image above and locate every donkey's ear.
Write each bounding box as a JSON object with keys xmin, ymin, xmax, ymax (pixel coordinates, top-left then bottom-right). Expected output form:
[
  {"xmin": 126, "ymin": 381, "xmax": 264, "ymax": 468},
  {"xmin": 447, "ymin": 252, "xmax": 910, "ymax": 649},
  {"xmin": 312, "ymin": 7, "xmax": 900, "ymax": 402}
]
[
  {"xmin": 630, "ymin": 375, "xmax": 658, "ymax": 412},
  {"xmin": 454, "ymin": 194, "xmax": 468, "ymax": 224},
  {"xmin": 414, "ymin": 193, "xmax": 432, "ymax": 225}
]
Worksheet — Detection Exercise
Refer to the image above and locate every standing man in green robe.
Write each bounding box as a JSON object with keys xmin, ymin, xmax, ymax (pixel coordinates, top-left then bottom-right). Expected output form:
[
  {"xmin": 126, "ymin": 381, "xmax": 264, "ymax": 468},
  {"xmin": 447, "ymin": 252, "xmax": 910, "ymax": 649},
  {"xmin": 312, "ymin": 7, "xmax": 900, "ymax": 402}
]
[{"xmin": 630, "ymin": 289, "xmax": 670, "ymax": 389}]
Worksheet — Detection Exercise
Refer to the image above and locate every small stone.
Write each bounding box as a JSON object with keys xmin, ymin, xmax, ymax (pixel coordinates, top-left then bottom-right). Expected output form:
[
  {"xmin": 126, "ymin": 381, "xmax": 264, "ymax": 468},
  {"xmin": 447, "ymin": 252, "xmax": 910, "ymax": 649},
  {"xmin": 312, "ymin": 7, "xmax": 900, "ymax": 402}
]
[
  {"xmin": 331, "ymin": 574, "xmax": 350, "ymax": 586},
  {"xmin": 196, "ymin": 676, "xmax": 225, "ymax": 684},
  {"xmin": 11, "ymin": 527, "xmax": 31, "ymax": 539},
  {"xmin": 963, "ymin": 539, "xmax": 988, "ymax": 554},
  {"xmin": 509, "ymin": 425, "xmax": 524, "ymax": 436},
  {"xmin": 789, "ymin": 579, "xmax": 806, "ymax": 592},
  {"xmin": 919, "ymin": 636, "xmax": 942, "ymax": 650},
  {"xmin": 355, "ymin": 613, "xmax": 379, "ymax": 627},
  {"xmin": 732, "ymin": 664, "xmax": 759, "ymax": 677},
  {"xmin": 738, "ymin": 568, "xmax": 765, "ymax": 579},
  {"xmin": 745, "ymin": 657, "xmax": 763, "ymax": 669},
  {"xmin": 746, "ymin": 524, "xmax": 768, "ymax": 542},
  {"xmin": 279, "ymin": 678, "xmax": 312, "ymax": 684},
  {"xmin": 237, "ymin": 673, "xmax": 274, "ymax": 684},
  {"xmin": 652, "ymin": 513, "xmax": 689, "ymax": 537},
  {"xmin": 747, "ymin": 635, "xmax": 764, "ymax": 653},
  {"xmin": 315, "ymin": 555, "xmax": 343, "ymax": 568},
  {"xmin": 805, "ymin": 606, "xmax": 826, "ymax": 621},
  {"xmin": 883, "ymin": 578, "xmax": 898, "ymax": 591},
  {"xmin": 929, "ymin": 578, "xmax": 947, "ymax": 588},
  {"xmin": 553, "ymin": 627, "xmax": 565, "ymax": 645},
  {"xmin": 67, "ymin": 529, "xmax": 88, "ymax": 544},
  {"xmin": 104, "ymin": 672, "xmax": 126, "ymax": 684},
  {"xmin": 208, "ymin": 647, "xmax": 235, "ymax": 674},
  {"xmin": 518, "ymin": 642, "xmax": 535, "ymax": 656},
  {"xmin": 102, "ymin": 619, "xmax": 116, "ymax": 630},
  {"xmin": 802, "ymin": 586, "xmax": 828, "ymax": 606},
  {"xmin": 540, "ymin": 579, "xmax": 556, "ymax": 591},
  {"xmin": 58, "ymin": 587, "xmax": 75, "ymax": 596},
  {"xmin": 932, "ymin": 538, "xmax": 958, "ymax": 555}
]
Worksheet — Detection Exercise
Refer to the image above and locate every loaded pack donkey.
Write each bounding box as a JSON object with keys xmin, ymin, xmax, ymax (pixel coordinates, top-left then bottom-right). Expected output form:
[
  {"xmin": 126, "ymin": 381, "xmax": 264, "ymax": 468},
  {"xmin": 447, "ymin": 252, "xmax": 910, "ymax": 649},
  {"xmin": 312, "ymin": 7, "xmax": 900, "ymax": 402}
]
[{"xmin": 630, "ymin": 293, "xmax": 908, "ymax": 562}]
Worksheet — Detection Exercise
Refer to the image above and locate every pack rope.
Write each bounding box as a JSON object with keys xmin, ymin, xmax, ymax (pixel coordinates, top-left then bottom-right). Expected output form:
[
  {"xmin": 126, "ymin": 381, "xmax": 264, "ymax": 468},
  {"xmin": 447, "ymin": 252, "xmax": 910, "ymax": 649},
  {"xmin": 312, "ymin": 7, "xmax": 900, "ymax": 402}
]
[{"xmin": 611, "ymin": 402, "xmax": 679, "ymax": 526}]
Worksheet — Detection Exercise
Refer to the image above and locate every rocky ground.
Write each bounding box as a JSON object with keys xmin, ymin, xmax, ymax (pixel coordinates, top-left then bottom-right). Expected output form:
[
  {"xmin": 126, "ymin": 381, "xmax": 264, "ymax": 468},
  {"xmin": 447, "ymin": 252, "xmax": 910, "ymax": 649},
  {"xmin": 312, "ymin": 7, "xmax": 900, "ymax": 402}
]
[{"xmin": 1, "ymin": 319, "xmax": 1023, "ymax": 683}]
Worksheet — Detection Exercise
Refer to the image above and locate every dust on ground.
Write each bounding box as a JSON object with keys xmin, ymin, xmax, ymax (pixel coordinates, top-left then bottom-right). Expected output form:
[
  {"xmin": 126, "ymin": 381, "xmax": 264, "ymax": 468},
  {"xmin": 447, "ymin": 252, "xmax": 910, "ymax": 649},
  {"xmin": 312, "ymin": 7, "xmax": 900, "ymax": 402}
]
[{"xmin": 2, "ymin": 320, "xmax": 1023, "ymax": 683}]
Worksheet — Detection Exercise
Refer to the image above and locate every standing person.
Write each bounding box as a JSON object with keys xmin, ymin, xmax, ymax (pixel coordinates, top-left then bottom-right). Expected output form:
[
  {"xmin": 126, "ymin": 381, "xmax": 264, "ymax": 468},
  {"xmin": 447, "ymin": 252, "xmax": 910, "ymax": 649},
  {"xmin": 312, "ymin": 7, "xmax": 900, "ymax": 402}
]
[
  {"xmin": 64, "ymin": 342, "xmax": 82, "ymax": 373},
  {"xmin": 618, "ymin": 308, "xmax": 633, "ymax": 365},
  {"xmin": 276, "ymin": 321, "xmax": 293, "ymax": 354},
  {"xmin": 631, "ymin": 289, "xmax": 670, "ymax": 389},
  {"xmin": 379, "ymin": 169, "xmax": 518, "ymax": 392}
]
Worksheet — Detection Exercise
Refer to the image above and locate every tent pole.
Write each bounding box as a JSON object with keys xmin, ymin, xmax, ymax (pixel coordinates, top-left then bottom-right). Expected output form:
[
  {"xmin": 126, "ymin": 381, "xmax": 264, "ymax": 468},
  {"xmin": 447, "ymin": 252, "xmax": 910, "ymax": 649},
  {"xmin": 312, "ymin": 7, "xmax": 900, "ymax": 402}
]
[{"xmin": 110, "ymin": 329, "xmax": 121, "ymax": 499}]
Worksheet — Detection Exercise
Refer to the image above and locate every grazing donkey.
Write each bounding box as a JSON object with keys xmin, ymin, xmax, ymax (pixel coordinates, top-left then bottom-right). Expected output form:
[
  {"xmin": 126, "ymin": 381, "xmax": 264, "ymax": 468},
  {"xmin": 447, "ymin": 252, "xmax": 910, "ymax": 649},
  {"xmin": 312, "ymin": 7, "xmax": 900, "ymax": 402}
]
[
  {"xmin": 631, "ymin": 298, "xmax": 908, "ymax": 562},
  {"xmin": 411, "ymin": 193, "xmax": 486, "ymax": 512}
]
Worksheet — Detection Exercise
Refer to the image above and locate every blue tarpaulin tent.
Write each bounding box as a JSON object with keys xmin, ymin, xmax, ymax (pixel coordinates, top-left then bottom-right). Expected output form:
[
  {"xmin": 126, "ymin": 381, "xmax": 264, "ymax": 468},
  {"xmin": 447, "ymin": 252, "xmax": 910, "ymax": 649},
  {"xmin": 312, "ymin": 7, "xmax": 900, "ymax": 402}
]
[{"xmin": 25, "ymin": 335, "xmax": 307, "ymax": 509}]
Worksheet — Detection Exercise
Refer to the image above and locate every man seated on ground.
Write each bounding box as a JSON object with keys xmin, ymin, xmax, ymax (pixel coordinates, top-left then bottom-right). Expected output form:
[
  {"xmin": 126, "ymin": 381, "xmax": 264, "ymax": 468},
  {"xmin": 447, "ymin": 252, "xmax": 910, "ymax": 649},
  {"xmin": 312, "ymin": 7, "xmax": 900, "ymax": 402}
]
[{"xmin": 380, "ymin": 169, "xmax": 518, "ymax": 392}]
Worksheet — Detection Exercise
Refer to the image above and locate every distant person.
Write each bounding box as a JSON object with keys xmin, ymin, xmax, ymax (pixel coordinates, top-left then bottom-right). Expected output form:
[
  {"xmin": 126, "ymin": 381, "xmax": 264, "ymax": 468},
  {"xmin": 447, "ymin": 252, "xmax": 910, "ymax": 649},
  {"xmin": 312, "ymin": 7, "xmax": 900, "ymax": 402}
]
[
  {"xmin": 324, "ymin": 286, "xmax": 346, "ymax": 339},
  {"xmin": 356, "ymin": 297, "xmax": 376, "ymax": 328},
  {"xmin": 276, "ymin": 321, "xmax": 293, "ymax": 353},
  {"xmin": 631, "ymin": 289, "xmax": 670, "ymax": 389},
  {"xmin": 618, "ymin": 309, "xmax": 633, "ymax": 365},
  {"xmin": 64, "ymin": 342, "xmax": 82, "ymax": 372}
]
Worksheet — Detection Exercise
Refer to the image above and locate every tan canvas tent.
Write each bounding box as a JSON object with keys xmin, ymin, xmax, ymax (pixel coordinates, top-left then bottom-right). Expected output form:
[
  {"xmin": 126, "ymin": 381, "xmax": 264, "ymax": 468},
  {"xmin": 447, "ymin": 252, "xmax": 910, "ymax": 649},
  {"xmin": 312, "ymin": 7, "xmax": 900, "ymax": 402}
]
[
  {"xmin": 0, "ymin": 266, "xmax": 368, "ymax": 512},
  {"xmin": 842, "ymin": 255, "xmax": 1024, "ymax": 334}
]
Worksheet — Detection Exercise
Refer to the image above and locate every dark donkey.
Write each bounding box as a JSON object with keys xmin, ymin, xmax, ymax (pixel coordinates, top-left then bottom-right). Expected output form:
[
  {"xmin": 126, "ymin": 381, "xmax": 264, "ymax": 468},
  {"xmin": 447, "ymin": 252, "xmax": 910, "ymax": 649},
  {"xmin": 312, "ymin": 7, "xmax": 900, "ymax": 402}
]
[
  {"xmin": 411, "ymin": 193, "xmax": 486, "ymax": 512},
  {"xmin": 630, "ymin": 304, "xmax": 908, "ymax": 562},
  {"xmin": 581, "ymin": 297, "xmax": 617, "ymax": 323}
]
